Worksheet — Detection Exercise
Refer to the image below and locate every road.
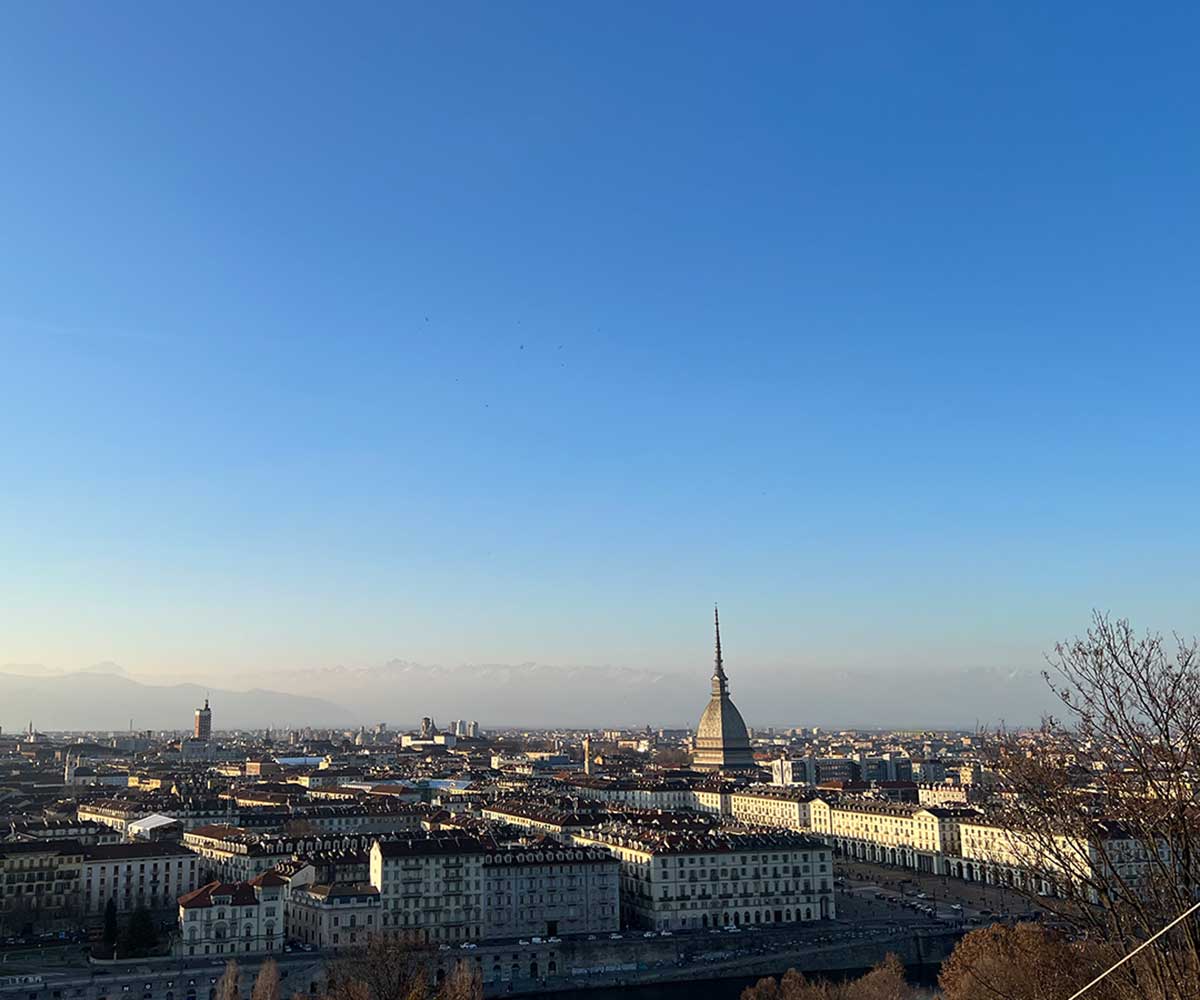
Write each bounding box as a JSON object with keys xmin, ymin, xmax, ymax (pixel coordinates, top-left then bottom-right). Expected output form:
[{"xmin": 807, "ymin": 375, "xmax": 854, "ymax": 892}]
[
  {"xmin": 835, "ymin": 860, "xmax": 1043, "ymax": 927},
  {"xmin": 0, "ymin": 953, "xmax": 326, "ymax": 1000}
]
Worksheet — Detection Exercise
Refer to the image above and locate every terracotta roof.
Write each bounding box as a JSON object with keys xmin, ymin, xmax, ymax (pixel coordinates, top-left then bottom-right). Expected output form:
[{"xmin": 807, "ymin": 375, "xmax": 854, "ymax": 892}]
[{"xmin": 178, "ymin": 880, "xmax": 261, "ymax": 909}]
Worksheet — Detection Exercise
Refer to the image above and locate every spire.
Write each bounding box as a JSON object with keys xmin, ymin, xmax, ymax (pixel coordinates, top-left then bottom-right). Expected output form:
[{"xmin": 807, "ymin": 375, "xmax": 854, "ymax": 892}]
[{"xmin": 711, "ymin": 604, "xmax": 728, "ymax": 697}]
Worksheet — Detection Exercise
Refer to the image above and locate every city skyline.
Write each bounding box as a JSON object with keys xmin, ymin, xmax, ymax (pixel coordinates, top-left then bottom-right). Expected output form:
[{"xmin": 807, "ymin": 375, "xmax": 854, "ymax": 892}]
[{"xmin": 0, "ymin": 606, "xmax": 1060, "ymax": 732}]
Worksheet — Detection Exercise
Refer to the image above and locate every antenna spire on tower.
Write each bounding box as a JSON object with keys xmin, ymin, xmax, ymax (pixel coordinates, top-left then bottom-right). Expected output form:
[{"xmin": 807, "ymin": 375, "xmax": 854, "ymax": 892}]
[{"xmin": 714, "ymin": 604, "xmax": 724, "ymax": 674}]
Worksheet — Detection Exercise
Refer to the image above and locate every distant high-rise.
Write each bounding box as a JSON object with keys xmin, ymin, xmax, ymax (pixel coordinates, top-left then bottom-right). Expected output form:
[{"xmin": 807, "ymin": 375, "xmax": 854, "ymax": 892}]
[
  {"xmin": 193, "ymin": 698, "xmax": 212, "ymax": 741},
  {"xmin": 467, "ymin": 721, "xmax": 479, "ymax": 738}
]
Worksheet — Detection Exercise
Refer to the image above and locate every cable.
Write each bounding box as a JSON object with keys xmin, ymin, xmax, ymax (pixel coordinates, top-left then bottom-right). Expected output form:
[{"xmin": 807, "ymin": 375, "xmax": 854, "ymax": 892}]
[{"xmin": 1065, "ymin": 899, "xmax": 1200, "ymax": 1000}]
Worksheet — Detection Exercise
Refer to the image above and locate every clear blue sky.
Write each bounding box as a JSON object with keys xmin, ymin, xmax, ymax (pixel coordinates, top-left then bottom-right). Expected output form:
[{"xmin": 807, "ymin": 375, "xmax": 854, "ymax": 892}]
[{"xmin": 2, "ymin": 2, "xmax": 1198, "ymax": 690}]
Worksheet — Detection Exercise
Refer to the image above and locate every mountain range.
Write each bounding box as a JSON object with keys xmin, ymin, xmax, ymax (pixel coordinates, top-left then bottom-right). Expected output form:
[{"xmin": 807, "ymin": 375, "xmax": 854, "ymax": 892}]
[
  {"xmin": 0, "ymin": 658, "xmax": 1057, "ymax": 732},
  {"xmin": 0, "ymin": 669, "xmax": 352, "ymax": 733}
]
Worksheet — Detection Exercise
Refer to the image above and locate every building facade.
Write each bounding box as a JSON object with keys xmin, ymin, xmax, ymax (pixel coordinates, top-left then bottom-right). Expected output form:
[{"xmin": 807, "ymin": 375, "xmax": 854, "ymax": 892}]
[
  {"xmin": 809, "ymin": 797, "xmax": 980, "ymax": 874},
  {"xmin": 482, "ymin": 845, "xmax": 619, "ymax": 939},
  {"xmin": 729, "ymin": 788, "xmax": 817, "ymax": 830},
  {"xmin": 572, "ymin": 827, "xmax": 833, "ymax": 930},
  {"xmin": 82, "ymin": 842, "xmax": 201, "ymax": 916},
  {"xmin": 286, "ymin": 882, "xmax": 380, "ymax": 950},
  {"xmin": 176, "ymin": 872, "xmax": 285, "ymax": 957},
  {"xmin": 0, "ymin": 841, "xmax": 84, "ymax": 931},
  {"xmin": 370, "ymin": 835, "xmax": 485, "ymax": 943}
]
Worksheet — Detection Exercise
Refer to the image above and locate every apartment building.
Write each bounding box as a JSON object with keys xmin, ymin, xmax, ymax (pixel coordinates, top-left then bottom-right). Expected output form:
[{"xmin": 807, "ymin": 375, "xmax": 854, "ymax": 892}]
[
  {"xmin": 6, "ymin": 819, "xmax": 123, "ymax": 846},
  {"xmin": 78, "ymin": 796, "xmax": 235, "ymax": 835},
  {"xmin": 183, "ymin": 826, "xmax": 388, "ymax": 883},
  {"xmin": 0, "ymin": 840, "xmax": 84, "ymax": 930},
  {"xmin": 287, "ymin": 882, "xmax": 381, "ymax": 950},
  {"xmin": 82, "ymin": 842, "xmax": 200, "ymax": 915},
  {"xmin": 729, "ymin": 787, "xmax": 817, "ymax": 830},
  {"xmin": 809, "ymin": 797, "xmax": 980, "ymax": 874},
  {"xmin": 572, "ymin": 826, "xmax": 833, "ymax": 930},
  {"xmin": 370, "ymin": 835, "xmax": 486, "ymax": 943},
  {"xmin": 175, "ymin": 872, "xmax": 285, "ymax": 957},
  {"xmin": 483, "ymin": 845, "xmax": 619, "ymax": 939}
]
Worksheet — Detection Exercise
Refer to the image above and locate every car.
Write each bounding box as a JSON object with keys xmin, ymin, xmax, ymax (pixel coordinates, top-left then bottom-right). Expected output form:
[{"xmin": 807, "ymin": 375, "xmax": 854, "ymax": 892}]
[
  {"xmin": 586, "ymin": 935, "xmax": 597, "ymax": 941},
  {"xmin": 439, "ymin": 945, "xmax": 451, "ymax": 952},
  {"xmin": 459, "ymin": 943, "xmax": 477, "ymax": 950},
  {"xmin": 546, "ymin": 937, "xmax": 561, "ymax": 943},
  {"xmin": 950, "ymin": 904, "xmax": 963, "ymax": 911},
  {"xmin": 531, "ymin": 937, "xmax": 543, "ymax": 944},
  {"xmin": 643, "ymin": 932, "xmax": 656, "ymax": 938},
  {"xmin": 725, "ymin": 927, "xmax": 741, "ymax": 933},
  {"xmin": 660, "ymin": 931, "xmax": 672, "ymax": 937},
  {"xmin": 519, "ymin": 940, "xmax": 530, "ymax": 945},
  {"xmin": 609, "ymin": 933, "xmax": 623, "ymax": 940},
  {"xmin": 916, "ymin": 893, "xmax": 928, "ymax": 899}
]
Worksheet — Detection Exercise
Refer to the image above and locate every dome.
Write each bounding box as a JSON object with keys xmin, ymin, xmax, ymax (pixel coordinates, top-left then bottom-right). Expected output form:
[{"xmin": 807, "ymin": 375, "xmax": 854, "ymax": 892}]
[{"xmin": 695, "ymin": 693, "xmax": 750, "ymax": 749}]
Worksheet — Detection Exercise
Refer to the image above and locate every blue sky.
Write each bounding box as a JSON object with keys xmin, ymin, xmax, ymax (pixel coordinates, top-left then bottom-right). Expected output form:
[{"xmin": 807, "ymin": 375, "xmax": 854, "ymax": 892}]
[{"xmin": 2, "ymin": 3, "xmax": 1198, "ymax": 701}]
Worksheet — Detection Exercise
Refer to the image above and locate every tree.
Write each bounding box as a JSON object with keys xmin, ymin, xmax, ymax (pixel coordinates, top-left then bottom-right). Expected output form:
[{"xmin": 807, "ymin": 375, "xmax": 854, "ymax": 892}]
[
  {"xmin": 437, "ymin": 962, "xmax": 480, "ymax": 1000},
  {"xmin": 741, "ymin": 956, "xmax": 915, "ymax": 1000},
  {"xmin": 938, "ymin": 923, "xmax": 1117, "ymax": 1000},
  {"xmin": 323, "ymin": 934, "xmax": 433, "ymax": 1000},
  {"xmin": 102, "ymin": 898, "xmax": 118, "ymax": 953},
  {"xmin": 318, "ymin": 935, "xmax": 482, "ymax": 1000},
  {"xmin": 216, "ymin": 960, "xmax": 241, "ymax": 1000},
  {"xmin": 126, "ymin": 905, "xmax": 158, "ymax": 956},
  {"xmin": 985, "ymin": 614, "xmax": 1200, "ymax": 999},
  {"xmin": 849, "ymin": 954, "xmax": 915, "ymax": 1000},
  {"xmin": 252, "ymin": 959, "xmax": 281, "ymax": 1000}
]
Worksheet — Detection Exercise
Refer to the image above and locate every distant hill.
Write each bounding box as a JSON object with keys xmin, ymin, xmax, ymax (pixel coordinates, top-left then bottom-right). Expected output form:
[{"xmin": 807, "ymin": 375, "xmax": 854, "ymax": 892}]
[
  {"xmin": 258, "ymin": 659, "xmax": 680, "ymax": 729},
  {"xmin": 253, "ymin": 657, "xmax": 1055, "ymax": 731},
  {"xmin": 0, "ymin": 671, "xmax": 353, "ymax": 732}
]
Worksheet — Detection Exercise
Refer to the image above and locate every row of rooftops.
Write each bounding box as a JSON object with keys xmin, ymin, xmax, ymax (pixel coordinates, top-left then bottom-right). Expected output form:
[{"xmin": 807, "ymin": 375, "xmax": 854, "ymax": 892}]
[
  {"xmin": 814, "ymin": 795, "xmax": 983, "ymax": 819},
  {"xmin": 578, "ymin": 823, "xmax": 826, "ymax": 856},
  {"xmin": 0, "ymin": 839, "xmax": 193, "ymax": 860}
]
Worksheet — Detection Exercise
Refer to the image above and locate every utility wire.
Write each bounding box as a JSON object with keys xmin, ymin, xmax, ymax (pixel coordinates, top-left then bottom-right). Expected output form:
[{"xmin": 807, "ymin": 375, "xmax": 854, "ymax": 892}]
[{"xmin": 1065, "ymin": 899, "xmax": 1200, "ymax": 1000}]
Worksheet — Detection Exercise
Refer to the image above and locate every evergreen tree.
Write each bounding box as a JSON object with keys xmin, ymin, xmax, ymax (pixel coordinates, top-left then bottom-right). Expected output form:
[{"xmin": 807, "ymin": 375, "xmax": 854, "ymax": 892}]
[
  {"xmin": 102, "ymin": 898, "xmax": 118, "ymax": 953},
  {"xmin": 126, "ymin": 905, "xmax": 158, "ymax": 956}
]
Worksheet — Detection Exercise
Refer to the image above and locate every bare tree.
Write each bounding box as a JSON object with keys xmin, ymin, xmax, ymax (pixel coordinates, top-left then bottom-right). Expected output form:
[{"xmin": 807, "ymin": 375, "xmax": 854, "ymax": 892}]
[
  {"xmin": 215, "ymin": 961, "xmax": 241, "ymax": 1000},
  {"xmin": 323, "ymin": 934, "xmax": 434, "ymax": 1000},
  {"xmin": 437, "ymin": 961, "xmax": 481, "ymax": 1000},
  {"xmin": 252, "ymin": 960, "xmax": 281, "ymax": 1000},
  {"xmin": 938, "ymin": 923, "xmax": 1117, "ymax": 1000},
  {"xmin": 983, "ymin": 613, "xmax": 1200, "ymax": 1000},
  {"xmin": 742, "ymin": 955, "xmax": 915, "ymax": 1000}
]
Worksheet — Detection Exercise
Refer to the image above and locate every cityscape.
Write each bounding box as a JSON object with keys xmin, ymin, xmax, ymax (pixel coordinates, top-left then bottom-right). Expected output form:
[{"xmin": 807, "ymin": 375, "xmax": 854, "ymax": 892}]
[
  {"xmin": 4, "ymin": 4, "xmax": 1199, "ymax": 1000},
  {"xmin": 4, "ymin": 611, "xmax": 1197, "ymax": 1000}
]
